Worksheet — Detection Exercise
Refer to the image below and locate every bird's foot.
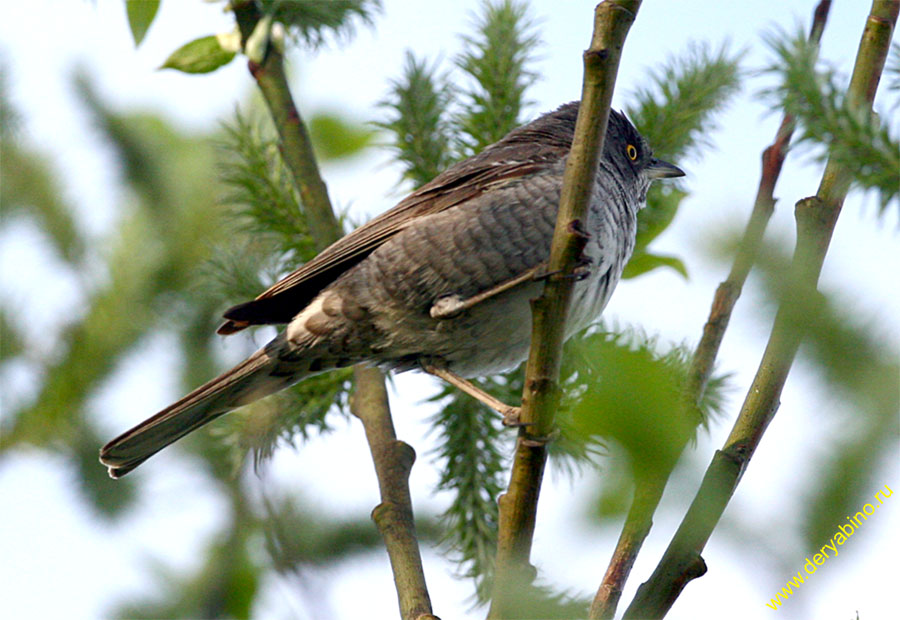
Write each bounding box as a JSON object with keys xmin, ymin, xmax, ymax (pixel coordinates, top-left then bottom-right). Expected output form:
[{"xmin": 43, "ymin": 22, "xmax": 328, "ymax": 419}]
[
  {"xmin": 566, "ymin": 218, "xmax": 591, "ymax": 239},
  {"xmin": 535, "ymin": 255, "xmax": 593, "ymax": 282},
  {"xmin": 501, "ymin": 406, "xmax": 525, "ymax": 427}
]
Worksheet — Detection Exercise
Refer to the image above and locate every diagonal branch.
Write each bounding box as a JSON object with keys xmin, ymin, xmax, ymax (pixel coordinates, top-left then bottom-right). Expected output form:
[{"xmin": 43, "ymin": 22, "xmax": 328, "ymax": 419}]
[
  {"xmin": 623, "ymin": 2, "xmax": 897, "ymax": 617},
  {"xmin": 488, "ymin": 2, "xmax": 643, "ymax": 617},
  {"xmin": 588, "ymin": 3, "xmax": 833, "ymax": 618},
  {"xmin": 231, "ymin": 4, "xmax": 435, "ymax": 619}
]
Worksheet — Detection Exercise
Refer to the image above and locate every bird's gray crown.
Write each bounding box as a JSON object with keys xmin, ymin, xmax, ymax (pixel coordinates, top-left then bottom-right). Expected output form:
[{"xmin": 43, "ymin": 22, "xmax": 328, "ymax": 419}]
[{"xmin": 501, "ymin": 102, "xmax": 647, "ymax": 155}]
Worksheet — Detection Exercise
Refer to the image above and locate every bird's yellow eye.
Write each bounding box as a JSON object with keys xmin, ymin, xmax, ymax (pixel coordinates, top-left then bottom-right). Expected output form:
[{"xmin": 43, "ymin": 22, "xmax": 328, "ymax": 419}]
[{"xmin": 626, "ymin": 144, "xmax": 638, "ymax": 161}]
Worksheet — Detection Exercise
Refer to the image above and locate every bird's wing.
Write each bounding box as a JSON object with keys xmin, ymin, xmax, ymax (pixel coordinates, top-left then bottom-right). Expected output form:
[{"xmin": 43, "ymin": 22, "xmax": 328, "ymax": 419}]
[{"xmin": 218, "ymin": 139, "xmax": 568, "ymax": 334}]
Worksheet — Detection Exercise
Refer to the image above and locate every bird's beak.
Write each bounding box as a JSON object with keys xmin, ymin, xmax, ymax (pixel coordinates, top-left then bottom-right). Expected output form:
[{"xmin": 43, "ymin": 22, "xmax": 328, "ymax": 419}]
[{"xmin": 646, "ymin": 158, "xmax": 685, "ymax": 180}]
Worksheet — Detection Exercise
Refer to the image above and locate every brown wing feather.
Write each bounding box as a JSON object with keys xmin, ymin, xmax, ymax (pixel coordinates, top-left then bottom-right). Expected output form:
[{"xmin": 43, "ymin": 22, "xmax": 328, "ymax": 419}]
[{"xmin": 218, "ymin": 105, "xmax": 577, "ymax": 334}]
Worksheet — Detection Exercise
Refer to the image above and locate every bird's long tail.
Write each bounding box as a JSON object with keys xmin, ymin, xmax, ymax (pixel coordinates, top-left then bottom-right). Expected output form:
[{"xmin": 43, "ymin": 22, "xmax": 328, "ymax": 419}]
[{"xmin": 100, "ymin": 345, "xmax": 301, "ymax": 478}]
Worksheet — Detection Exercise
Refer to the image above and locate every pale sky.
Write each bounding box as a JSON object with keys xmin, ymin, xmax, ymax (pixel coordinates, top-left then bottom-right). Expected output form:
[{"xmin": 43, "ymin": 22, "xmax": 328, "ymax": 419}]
[{"xmin": 1, "ymin": 1, "xmax": 898, "ymax": 619}]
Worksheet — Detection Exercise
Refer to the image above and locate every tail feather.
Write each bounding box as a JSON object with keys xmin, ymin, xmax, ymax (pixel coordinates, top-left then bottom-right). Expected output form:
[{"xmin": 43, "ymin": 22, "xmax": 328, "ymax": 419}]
[{"xmin": 100, "ymin": 347, "xmax": 299, "ymax": 478}]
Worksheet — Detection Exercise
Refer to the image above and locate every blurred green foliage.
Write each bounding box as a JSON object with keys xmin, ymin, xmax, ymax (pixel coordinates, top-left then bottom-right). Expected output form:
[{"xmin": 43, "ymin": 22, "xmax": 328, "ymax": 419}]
[
  {"xmin": 428, "ymin": 373, "xmax": 511, "ymax": 600},
  {"xmin": 752, "ymin": 242, "xmax": 899, "ymax": 555},
  {"xmin": 377, "ymin": 52, "xmax": 455, "ymax": 188},
  {"xmin": 0, "ymin": 6, "xmax": 388, "ymax": 615},
  {"xmin": 261, "ymin": 0, "xmax": 381, "ymax": 49},
  {"xmin": 454, "ymin": 0, "xmax": 540, "ymax": 156},
  {"xmin": 566, "ymin": 328, "xmax": 727, "ymax": 481},
  {"xmin": 308, "ymin": 111, "xmax": 375, "ymax": 160}
]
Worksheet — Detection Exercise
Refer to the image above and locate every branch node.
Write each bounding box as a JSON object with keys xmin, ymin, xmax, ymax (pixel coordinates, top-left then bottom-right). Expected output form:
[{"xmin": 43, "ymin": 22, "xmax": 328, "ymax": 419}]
[
  {"xmin": 391, "ymin": 439, "xmax": 417, "ymax": 474},
  {"xmin": 584, "ymin": 48, "xmax": 610, "ymax": 63},
  {"xmin": 684, "ymin": 554, "xmax": 708, "ymax": 581},
  {"xmin": 372, "ymin": 501, "xmax": 408, "ymax": 526}
]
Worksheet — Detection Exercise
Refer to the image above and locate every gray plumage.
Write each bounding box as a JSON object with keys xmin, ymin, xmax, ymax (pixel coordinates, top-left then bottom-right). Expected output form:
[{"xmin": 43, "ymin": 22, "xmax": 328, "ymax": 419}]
[{"xmin": 100, "ymin": 102, "xmax": 683, "ymax": 478}]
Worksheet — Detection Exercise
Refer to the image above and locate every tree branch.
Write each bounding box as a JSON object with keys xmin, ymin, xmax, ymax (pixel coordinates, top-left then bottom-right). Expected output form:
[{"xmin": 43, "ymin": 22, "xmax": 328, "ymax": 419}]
[
  {"xmin": 488, "ymin": 2, "xmax": 642, "ymax": 617},
  {"xmin": 232, "ymin": 4, "xmax": 434, "ymax": 619},
  {"xmin": 623, "ymin": 2, "xmax": 897, "ymax": 617},
  {"xmin": 352, "ymin": 365, "xmax": 437, "ymax": 620},
  {"xmin": 588, "ymin": 4, "xmax": 833, "ymax": 618},
  {"xmin": 686, "ymin": 0, "xmax": 830, "ymax": 406}
]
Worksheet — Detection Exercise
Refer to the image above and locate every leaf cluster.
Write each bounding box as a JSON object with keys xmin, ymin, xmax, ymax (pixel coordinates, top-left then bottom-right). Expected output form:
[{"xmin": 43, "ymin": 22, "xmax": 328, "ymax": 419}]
[
  {"xmin": 149, "ymin": 0, "xmax": 380, "ymax": 75},
  {"xmin": 427, "ymin": 373, "xmax": 513, "ymax": 601},
  {"xmin": 261, "ymin": 0, "xmax": 382, "ymax": 49},
  {"xmin": 454, "ymin": 0, "xmax": 540, "ymax": 156},
  {"xmin": 1, "ymin": 70, "xmax": 387, "ymax": 618},
  {"xmin": 563, "ymin": 327, "xmax": 728, "ymax": 483},
  {"xmin": 763, "ymin": 29, "xmax": 899, "ymax": 211},
  {"xmin": 208, "ymin": 108, "xmax": 372, "ymax": 469},
  {"xmin": 377, "ymin": 0, "xmax": 540, "ymax": 188}
]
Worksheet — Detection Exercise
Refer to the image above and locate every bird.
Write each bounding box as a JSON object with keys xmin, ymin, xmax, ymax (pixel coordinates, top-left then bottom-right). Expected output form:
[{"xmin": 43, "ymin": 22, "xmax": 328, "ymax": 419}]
[{"xmin": 100, "ymin": 102, "xmax": 684, "ymax": 478}]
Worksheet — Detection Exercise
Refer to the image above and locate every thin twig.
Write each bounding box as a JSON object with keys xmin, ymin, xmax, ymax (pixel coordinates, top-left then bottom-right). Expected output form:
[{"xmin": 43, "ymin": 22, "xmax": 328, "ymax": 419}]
[
  {"xmin": 487, "ymin": 2, "xmax": 643, "ymax": 617},
  {"xmin": 231, "ymin": 4, "xmax": 434, "ymax": 619},
  {"xmin": 624, "ymin": 2, "xmax": 897, "ymax": 617},
  {"xmin": 588, "ymin": 4, "xmax": 833, "ymax": 618}
]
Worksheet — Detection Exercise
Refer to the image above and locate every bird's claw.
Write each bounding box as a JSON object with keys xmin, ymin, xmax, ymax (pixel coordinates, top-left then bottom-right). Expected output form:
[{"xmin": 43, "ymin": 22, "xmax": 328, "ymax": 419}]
[
  {"xmin": 534, "ymin": 256, "xmax": 593, "ymax": 282},
  {"xmin": 501, "ymin": 406, "xmax": 526, "ymax": 427}
]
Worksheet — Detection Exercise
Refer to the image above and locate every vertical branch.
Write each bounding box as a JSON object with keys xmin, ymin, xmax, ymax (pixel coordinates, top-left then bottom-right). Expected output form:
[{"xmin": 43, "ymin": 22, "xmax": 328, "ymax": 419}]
[
  {"xmin": 231, "ymin": 5, "xmax": 434, "ymax": 619},
  {"xmin": 588, "ymin": 4, "xmax": 833, "ymax": 618},
  {"xmin": 232, "ymin": 5, "xmax": 343, "ymax": 245},
  {"xmin": 624, "ymin": 2, "xmax": 897, "ymax": 618},
  {"xmin": 488, "ymin": 2, "xmax": 642, "ymax": 617},
  {"xmin": 589, "ymin": 469, "xmax": 666, "ymax": 619},
  {"xmin": 685, "ymin": 0, "xmax": 831, "ymax": 412}
]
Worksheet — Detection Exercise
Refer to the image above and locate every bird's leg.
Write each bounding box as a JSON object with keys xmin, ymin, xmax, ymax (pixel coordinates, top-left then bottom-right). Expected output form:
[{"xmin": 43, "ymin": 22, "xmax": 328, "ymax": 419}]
[
  {"xmin": 422, "ymin": 363, "xmax": 523, "ymax": 426},
  {"xmin": 430, "ymin": 255, "xmax": 595, "ymax": 321},
  {"xmin": 430, "ymin": 265, "xmax": 546, "ymax": 319}
]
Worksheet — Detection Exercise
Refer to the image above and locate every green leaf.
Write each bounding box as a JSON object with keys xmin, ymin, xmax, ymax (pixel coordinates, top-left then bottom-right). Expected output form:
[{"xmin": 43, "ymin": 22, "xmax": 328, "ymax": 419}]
[
  {"xmin": 308, "ymin": 112, "xmax": 374, "ymax": 160},
  {"xmin": 622, "ymin": 251, "xmax": 688, "ymax": 279},
  {"xmin": 125, "ymin": 0, "xmax": 160, "ymax": 47},
  {"xmin": 568, "ymin": 332, "xmax": 700, "ymax": 479},
  {"xmin": 160, "ymin": 35, "xmax": 236, "ymax": 74}
]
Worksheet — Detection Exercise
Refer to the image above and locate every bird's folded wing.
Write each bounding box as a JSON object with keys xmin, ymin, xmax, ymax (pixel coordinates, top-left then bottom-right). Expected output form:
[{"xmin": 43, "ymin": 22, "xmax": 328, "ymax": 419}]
[{"xmin": 218, "ymin": 138, "xmax": 568, "ymax": 334}]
